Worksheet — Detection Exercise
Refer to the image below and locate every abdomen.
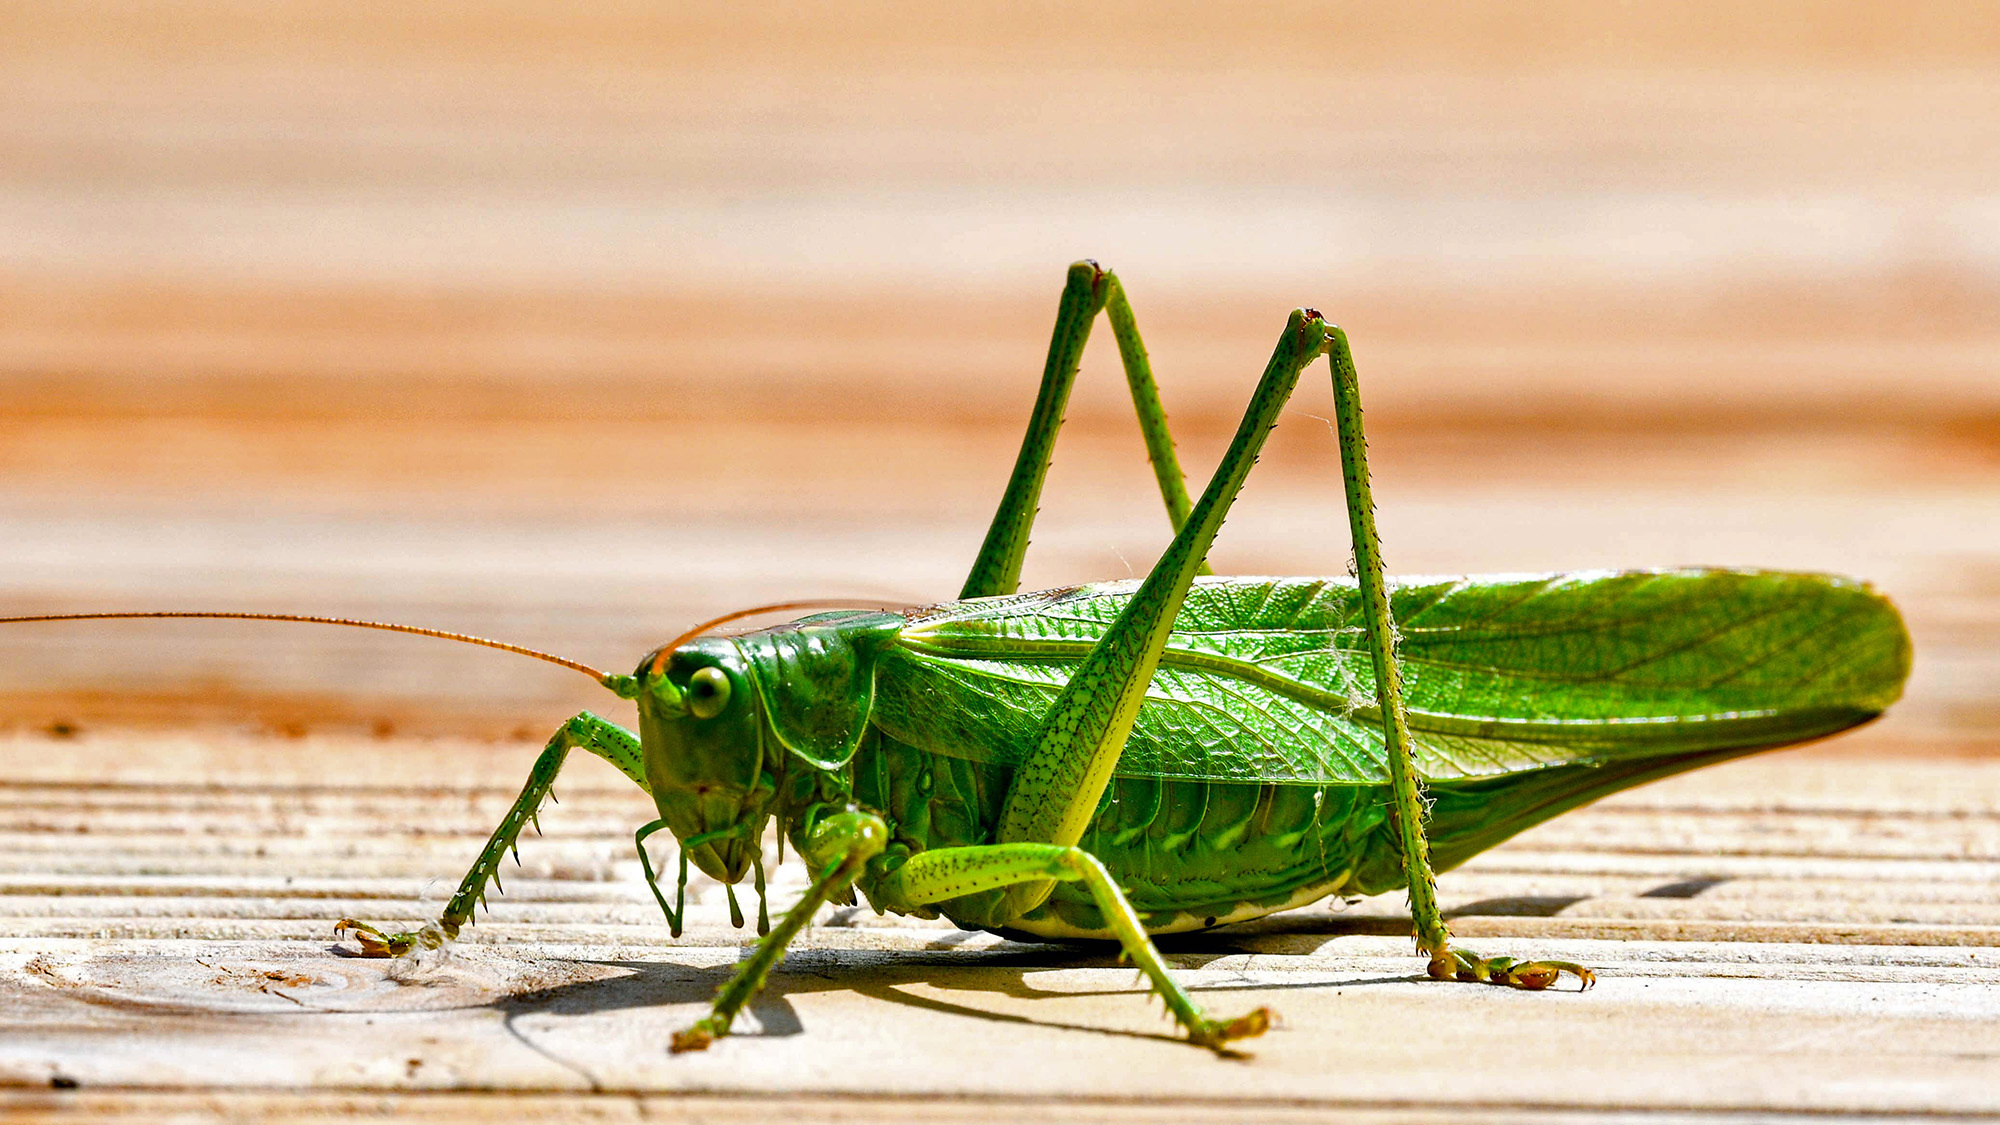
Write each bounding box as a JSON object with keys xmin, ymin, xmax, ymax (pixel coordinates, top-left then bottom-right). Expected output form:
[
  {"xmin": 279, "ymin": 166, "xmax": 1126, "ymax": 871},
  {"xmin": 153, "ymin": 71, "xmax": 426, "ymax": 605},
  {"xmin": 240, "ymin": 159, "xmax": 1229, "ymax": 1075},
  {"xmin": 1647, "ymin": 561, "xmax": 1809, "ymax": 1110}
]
[{"xmin": 850, "ymin": 732, "xmax": 1386, "ymax": 939}]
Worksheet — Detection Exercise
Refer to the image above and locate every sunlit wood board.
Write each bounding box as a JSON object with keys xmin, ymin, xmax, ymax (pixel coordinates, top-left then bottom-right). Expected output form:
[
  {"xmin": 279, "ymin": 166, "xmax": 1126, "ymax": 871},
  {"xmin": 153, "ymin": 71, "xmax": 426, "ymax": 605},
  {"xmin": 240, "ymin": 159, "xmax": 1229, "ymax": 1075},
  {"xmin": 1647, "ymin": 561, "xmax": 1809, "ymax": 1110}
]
[{"xmin": 2, "ymin": 733, "xmax": 1997, "ymax": 1121}]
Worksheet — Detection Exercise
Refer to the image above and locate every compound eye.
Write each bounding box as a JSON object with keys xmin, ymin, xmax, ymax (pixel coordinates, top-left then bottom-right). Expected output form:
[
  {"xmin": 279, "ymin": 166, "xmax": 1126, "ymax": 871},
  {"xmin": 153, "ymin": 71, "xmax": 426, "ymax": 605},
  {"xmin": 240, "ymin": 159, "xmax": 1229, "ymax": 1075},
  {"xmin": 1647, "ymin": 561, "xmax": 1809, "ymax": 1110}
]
[{"xmin": 686, "ymin": 665, "xmax": 732, "ymax": 720}]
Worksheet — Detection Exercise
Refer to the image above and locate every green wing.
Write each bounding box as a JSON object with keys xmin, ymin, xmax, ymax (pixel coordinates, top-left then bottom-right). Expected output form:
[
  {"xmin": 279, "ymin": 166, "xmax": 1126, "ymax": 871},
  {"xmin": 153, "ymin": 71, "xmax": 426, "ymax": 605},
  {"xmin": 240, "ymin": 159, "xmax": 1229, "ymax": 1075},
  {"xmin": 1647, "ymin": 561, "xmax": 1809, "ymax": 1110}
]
[{"xmin": 870, "ymin": 570, "xmax": 1910, "ymax": 784}]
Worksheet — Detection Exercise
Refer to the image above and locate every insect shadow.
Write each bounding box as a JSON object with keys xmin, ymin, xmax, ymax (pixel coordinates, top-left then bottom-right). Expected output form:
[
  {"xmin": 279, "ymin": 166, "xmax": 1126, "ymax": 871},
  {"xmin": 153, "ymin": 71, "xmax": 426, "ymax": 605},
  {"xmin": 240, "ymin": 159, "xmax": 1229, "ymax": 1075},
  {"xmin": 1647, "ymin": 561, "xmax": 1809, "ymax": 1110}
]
[
  {"xmin": 1164, "ymin": 897, "xmax": 1596, "ymax": 957},
  {"xmin": 487, "ymin": 927, "xmax": 1418, "ymax": 1055}
]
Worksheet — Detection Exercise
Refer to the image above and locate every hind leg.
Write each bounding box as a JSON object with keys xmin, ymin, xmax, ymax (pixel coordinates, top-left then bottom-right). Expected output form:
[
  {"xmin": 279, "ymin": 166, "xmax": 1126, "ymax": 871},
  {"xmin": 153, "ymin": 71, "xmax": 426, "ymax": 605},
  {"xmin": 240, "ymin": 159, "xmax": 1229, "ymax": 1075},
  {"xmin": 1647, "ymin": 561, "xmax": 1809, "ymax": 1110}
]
[{"xmin": 961, "ymin": 260, "xmax": 1207, "ymax": 599}]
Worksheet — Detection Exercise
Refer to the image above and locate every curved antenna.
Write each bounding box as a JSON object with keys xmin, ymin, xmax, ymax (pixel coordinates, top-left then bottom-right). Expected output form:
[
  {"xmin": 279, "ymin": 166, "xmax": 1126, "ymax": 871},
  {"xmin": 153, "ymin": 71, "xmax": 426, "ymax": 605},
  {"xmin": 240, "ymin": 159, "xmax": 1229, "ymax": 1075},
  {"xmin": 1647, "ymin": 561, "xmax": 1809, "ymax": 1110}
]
[
  {"xmin": 646, "ymin": 598, "xmax": 912, "ymax": 676},
  {"xmin": 0, "ymin": 611, "xmax": 612, "ymax": 683}
]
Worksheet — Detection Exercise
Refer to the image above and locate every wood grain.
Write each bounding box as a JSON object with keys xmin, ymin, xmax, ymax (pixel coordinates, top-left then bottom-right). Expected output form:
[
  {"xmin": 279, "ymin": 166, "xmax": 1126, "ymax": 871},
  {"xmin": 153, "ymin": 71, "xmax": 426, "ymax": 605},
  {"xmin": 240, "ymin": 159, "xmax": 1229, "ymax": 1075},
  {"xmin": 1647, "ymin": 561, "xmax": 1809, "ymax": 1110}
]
[{"xmin": 3, "ymin": 734, "xmax": 1998, "ymax": 1120}]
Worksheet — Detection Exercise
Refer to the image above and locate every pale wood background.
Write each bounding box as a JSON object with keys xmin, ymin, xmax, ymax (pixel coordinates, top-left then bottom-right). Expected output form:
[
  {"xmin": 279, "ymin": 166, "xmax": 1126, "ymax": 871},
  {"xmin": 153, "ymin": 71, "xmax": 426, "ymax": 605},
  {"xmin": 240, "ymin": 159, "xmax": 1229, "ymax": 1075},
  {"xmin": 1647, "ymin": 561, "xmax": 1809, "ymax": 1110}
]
[{"xmin": 1, "ymin": 2, "xmax": 1998, "ymax": 1120}]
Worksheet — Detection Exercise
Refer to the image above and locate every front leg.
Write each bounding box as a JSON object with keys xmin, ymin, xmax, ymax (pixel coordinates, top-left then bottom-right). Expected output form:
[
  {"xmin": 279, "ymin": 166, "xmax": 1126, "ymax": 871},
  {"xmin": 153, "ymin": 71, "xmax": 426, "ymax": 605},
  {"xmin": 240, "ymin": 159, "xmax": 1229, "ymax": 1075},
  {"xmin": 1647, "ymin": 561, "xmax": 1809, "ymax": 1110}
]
[
  {"xmin": 670, "ymin": 809, "xmax": 887, "ymax": 1053},
  {"xmin": 340, "ymin": 711, "xmax": 648, "ymax": 956}
]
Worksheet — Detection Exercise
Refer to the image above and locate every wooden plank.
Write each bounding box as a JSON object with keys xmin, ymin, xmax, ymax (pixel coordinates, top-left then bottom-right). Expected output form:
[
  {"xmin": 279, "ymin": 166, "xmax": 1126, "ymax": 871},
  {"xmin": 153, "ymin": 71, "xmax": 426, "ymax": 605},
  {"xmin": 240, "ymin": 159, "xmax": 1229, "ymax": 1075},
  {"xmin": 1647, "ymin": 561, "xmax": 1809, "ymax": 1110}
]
[{"xmin": 2, "ymin": 733, "xmax": 1998, "ymax": 1118}]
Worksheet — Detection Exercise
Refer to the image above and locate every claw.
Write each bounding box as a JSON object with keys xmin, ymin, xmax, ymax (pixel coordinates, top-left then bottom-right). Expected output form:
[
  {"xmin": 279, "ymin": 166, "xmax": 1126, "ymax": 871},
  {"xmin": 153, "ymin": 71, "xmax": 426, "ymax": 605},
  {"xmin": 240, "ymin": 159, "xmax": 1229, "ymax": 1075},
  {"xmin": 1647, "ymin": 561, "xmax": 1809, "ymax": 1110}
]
[
  {"xmin": 670, "ymin": 1019, "xmax": 722, "ymax": 1054},
  {"xmin": 1188, "ymin": 1005, "xmax": 1273, "ymax": 1051},
  {"xmin": 335, "ymin": 919, "xmax": 407, "ymax": 958},
  {"xmin": 1508, "ymin": 960, "xmax": 1595, "ymax": 991},
  {"xmin": 335, "ymin": 918, "xmax": 455, "ymax": 960},
  {"xmin": 1428, "ymin": 949, "xmax": 1595, "ymax": 992}
]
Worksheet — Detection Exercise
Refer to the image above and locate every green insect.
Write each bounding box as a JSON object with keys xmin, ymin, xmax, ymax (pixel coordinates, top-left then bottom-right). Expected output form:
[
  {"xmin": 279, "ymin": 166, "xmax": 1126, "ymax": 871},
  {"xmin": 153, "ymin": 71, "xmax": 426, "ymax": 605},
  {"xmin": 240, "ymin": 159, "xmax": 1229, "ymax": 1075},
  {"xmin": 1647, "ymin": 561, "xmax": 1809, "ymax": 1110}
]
[{"xmin": 4, "ymin": 261, "xmax": 1911, "ymax": 1053}]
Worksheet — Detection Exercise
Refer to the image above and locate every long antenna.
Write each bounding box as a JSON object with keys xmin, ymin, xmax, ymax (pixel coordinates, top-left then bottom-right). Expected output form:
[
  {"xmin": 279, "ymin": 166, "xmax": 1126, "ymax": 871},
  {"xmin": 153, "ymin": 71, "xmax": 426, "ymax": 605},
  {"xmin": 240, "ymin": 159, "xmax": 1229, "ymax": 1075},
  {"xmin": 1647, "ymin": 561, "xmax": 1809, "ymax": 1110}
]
[{"xmin": 0, "ymin": 611, "xmax": 612, "ymax": 683}]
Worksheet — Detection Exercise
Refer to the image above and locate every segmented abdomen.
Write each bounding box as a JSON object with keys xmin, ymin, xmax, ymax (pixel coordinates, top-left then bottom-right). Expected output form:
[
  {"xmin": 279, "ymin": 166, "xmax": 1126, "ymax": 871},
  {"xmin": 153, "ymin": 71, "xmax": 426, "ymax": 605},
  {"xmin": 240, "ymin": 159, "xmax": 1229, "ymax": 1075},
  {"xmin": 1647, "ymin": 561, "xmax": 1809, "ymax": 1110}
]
[{"xmin": 849, "ymin": 731, "xmax": 1392, "ymax": 939}]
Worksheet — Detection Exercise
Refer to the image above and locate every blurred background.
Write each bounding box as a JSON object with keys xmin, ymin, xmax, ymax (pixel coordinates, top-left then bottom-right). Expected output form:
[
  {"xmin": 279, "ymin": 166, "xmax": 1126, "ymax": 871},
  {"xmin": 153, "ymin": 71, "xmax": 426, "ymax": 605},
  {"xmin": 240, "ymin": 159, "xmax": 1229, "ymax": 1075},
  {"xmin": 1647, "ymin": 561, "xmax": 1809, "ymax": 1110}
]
[{"xmin": 0, "ymin": 1, "xmax": 1993, "ymax": 752}]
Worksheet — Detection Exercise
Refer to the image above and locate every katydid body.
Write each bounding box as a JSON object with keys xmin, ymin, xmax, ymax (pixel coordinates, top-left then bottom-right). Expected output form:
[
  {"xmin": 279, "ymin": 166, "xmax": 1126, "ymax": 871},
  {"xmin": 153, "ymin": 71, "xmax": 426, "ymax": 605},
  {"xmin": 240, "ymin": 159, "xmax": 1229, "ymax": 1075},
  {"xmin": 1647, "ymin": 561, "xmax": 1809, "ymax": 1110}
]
[
  {"xmin": 774, "ymin": 568, "xmax": 1901, "ymax": 944},
  {"xmin": 3, "ymin": 261, "xmax": 1911, "ymax": 1053}
]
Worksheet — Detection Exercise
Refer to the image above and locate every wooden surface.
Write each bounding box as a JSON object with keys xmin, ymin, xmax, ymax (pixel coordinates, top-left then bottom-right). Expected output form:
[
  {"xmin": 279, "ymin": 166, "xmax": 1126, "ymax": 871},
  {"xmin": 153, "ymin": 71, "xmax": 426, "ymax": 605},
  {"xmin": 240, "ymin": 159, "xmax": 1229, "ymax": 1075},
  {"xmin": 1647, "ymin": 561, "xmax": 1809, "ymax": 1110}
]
[
  {"xmin": 4, "ymin": 2, "xmax": 2000, "ymax": 1121},
  {"xmin": 3, "ymin": 737, "xmax": 1999, "ymax": 1121}
]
